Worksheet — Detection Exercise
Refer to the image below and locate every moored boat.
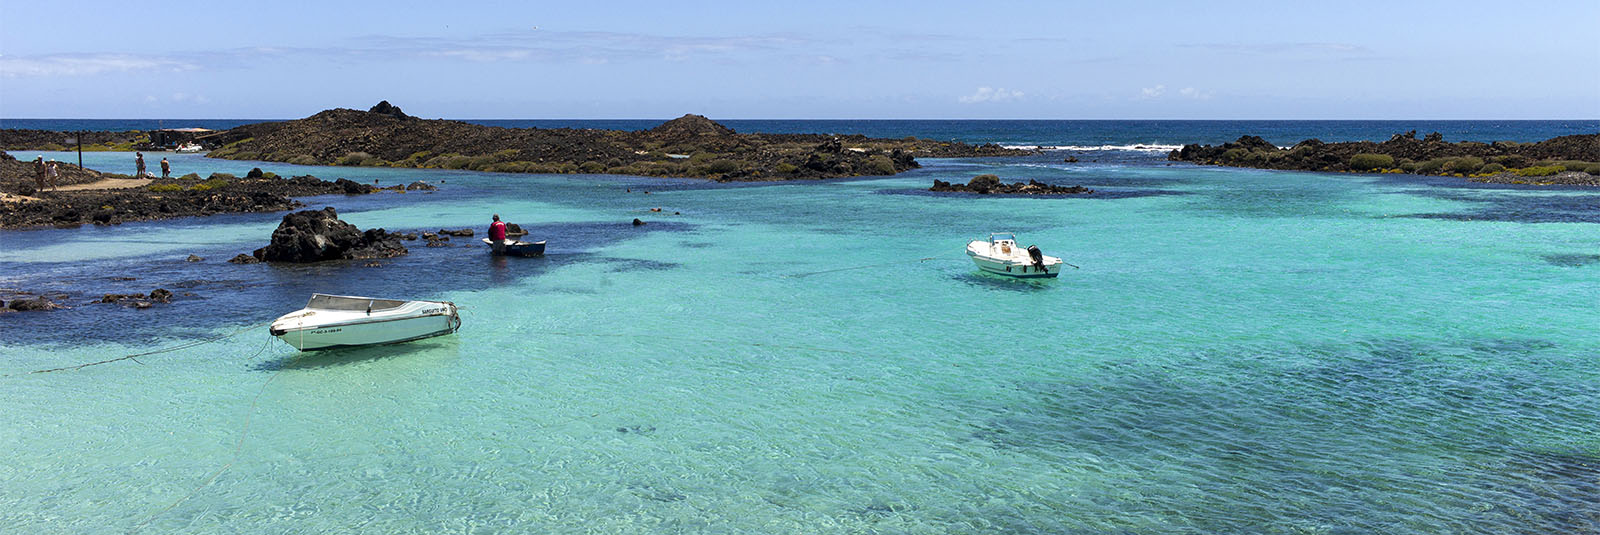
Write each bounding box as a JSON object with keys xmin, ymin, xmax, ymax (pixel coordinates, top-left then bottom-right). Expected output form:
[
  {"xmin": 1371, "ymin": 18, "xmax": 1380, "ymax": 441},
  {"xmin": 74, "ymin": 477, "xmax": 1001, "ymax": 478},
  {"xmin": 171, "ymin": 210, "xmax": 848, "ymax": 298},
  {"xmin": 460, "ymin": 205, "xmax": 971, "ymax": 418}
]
[
  {"xmin": 174, "ymin": 142, "xmax": 204, "ymax": 153},
  {"xmin": 966, "ymin": 233, "xmax": 1063, "ymax": 278},
  {"xmin": 270, "ymin": 294, "xmax": 460, "ymax": 351}
]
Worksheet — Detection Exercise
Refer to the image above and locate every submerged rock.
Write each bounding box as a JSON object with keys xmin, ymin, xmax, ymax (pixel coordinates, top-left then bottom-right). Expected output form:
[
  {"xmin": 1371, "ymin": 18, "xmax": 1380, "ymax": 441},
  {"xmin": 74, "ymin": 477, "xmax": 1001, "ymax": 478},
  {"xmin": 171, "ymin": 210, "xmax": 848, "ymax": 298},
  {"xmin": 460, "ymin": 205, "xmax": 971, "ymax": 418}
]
[
  {"xmin": 251, "ymin": 207, "xmax": 408, "ymax": 262},
  {"xmin": 8, "ymin": 297, "xmax": 60, "ymax": 311},
  {"xmin": 932, "ymin": 175, "xmax": 1093, "ymax": 195},
  {"xmin": 228, "ymin": 253, "xmax": 261, "ymax": 264},
  {"xmin": 406, "ymin": 181, "xmax": 436, "ymax": 191}
]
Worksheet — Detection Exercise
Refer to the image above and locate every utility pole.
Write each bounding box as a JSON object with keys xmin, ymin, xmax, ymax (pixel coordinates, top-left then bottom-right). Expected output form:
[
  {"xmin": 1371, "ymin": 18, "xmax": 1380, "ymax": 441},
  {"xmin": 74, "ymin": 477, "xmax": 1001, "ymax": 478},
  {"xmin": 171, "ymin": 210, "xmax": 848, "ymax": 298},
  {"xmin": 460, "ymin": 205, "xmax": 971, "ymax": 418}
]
[{"xmin": 77, "ymin": 130, "xmax": 84, "ymax": 169}]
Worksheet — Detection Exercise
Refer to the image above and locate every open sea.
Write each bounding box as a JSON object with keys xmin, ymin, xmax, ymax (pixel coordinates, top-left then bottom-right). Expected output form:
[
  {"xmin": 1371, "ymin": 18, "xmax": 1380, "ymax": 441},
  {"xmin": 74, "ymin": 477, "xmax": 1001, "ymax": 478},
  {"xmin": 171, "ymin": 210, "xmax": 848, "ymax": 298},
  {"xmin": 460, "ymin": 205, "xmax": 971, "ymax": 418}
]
[{"xmin": 2, "ymin": 120, "xmax": 1598, "ymax": 533}]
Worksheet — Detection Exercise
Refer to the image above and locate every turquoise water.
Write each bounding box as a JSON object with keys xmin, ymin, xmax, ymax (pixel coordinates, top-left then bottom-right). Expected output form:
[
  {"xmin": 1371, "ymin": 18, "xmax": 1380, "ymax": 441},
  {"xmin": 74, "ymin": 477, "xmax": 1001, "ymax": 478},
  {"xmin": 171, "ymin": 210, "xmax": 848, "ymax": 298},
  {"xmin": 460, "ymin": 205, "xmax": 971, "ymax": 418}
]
[{"xmin": 3, "ymin": 149, "xmax": 1599, "ymax": 533}]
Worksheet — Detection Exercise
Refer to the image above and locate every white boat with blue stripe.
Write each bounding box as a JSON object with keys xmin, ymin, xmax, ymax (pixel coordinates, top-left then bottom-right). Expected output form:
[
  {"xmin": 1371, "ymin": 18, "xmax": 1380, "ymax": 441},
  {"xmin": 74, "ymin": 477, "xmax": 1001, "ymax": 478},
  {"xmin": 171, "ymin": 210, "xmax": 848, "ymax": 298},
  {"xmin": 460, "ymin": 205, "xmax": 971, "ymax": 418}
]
[{"xmin": 966, "ymin": 233, "xmax": 1063, "ymax": 278}]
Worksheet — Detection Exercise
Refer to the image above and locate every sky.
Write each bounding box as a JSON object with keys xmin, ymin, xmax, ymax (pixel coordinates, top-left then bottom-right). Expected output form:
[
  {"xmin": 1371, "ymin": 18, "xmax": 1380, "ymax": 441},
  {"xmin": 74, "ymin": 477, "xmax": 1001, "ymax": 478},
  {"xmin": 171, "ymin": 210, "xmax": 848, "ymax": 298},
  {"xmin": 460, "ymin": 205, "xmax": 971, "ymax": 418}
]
[{"xmin": 1, "ymin": 0, "xmax": 1597, "ymax": 119}]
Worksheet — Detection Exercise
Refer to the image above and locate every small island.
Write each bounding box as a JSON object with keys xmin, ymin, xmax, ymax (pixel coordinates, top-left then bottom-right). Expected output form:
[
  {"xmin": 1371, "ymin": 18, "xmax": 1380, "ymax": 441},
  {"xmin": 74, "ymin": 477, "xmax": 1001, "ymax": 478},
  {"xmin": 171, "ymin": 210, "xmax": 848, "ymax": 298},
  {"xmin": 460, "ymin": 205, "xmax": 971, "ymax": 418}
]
[
  {"xmin": 932, "ymin": 174, "xmax": 1093, "ymax": 195},
  {"xmin": 1168, "ymin": 131, "xmax": 1600, "ymax": 186},
  {"xmin": 0, "ymin": 102, "xmax": 1026, "ymax": 183}
]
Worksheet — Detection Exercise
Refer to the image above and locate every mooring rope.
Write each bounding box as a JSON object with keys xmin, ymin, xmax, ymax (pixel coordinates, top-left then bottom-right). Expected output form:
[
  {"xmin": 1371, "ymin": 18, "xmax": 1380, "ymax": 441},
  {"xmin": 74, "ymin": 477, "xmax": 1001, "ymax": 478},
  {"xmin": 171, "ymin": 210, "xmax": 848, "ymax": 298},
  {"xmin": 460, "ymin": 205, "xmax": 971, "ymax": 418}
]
[
  {"xmin": 132, "ymin": 334, "xmax": 282, "ymax": 533},
  {"xmin": 2, "ymin": 321, "xmax": 270, "ymax": 378},
  {"xmin": 526, "ymin": 330, "xmax": 869, "ymax": 357},
  {"xmin": 787, "ymin": 256, "xmax": 942, "ymax": 278}
]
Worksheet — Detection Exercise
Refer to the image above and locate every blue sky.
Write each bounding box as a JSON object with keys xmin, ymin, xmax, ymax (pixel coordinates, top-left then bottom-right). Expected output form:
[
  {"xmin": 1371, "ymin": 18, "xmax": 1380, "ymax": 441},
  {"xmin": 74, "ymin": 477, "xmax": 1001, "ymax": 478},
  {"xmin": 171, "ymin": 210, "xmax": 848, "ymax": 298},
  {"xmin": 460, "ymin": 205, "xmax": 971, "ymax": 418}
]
[{"xmin": 2, "ymin": 0, "xmax": 1597, "ymax": 119}]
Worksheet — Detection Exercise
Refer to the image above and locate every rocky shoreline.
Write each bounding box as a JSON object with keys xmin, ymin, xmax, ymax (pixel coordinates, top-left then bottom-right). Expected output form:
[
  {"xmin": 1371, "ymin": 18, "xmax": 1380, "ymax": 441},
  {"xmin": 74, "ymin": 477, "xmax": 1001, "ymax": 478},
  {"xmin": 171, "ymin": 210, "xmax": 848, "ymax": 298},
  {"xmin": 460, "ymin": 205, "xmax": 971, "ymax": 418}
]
[
  {"xmin": 0, "ymin": 162, "xmax": 391, "ymax": 229},
  {"xmin": 1168, "ymin": 132, "xmax": 1600, "ymax": 186}
]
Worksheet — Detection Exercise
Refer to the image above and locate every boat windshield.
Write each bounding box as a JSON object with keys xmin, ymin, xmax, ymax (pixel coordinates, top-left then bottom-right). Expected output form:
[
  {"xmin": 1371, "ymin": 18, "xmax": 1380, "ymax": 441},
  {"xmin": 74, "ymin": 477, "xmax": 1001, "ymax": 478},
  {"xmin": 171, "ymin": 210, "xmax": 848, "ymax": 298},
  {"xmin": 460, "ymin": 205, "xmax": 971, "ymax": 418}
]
[
  {"xmin": 306, "ymin": 294, "xmax": 407, "ymax": 312},
  {"xmin": 990, "ymin": 233, "xmax": 1016, "ymax": 243}
]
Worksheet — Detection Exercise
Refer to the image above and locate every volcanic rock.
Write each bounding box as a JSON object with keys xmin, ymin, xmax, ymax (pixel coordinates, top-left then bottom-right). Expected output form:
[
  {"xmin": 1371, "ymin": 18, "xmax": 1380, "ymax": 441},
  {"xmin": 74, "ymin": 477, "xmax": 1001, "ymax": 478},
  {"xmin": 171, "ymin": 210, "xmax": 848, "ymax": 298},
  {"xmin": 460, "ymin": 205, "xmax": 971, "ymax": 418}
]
[
  {"xmin": 931, "ymin": 176, "xmax": 1094, "ymax": 195},
  {"xmin": 368, "ymin": 100, "xmax": 411, "ymax": 120},
  {"xmin": 251, "ymin": 207, "xmax": 408, "ymax": 262},
  {"xmin": 8, "ymin": 296, "xmax": 60, "ymax": 311}
]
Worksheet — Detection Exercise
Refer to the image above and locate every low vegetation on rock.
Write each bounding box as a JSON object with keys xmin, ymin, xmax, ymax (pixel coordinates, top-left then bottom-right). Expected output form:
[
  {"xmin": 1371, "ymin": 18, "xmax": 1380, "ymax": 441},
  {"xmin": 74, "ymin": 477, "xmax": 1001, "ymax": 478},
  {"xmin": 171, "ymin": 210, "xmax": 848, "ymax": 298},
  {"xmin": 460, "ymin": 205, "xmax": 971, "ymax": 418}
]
[
  {"xmin": 1168, "ymin": 131, "xmax": 1600, "ymax": 186},
  {"xmin": 194, "ymin": 104, "xmax": 1025, "ymax": 181}
]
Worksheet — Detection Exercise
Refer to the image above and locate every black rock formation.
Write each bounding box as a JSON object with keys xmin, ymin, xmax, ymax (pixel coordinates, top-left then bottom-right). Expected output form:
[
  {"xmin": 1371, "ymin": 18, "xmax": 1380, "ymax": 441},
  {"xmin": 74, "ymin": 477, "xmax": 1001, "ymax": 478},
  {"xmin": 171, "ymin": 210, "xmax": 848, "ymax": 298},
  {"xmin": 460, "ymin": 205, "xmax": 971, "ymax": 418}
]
[
  {"xmin": 932, "ymin": 175, "xmax": 1093, "ymax": 195},
  {"xmin": 251, "ymin": 207, "xmax": 408, "ymax": 262},
  {"xmin": 368, "ymin": 100, "xmax": 411, "ymax": 120}
]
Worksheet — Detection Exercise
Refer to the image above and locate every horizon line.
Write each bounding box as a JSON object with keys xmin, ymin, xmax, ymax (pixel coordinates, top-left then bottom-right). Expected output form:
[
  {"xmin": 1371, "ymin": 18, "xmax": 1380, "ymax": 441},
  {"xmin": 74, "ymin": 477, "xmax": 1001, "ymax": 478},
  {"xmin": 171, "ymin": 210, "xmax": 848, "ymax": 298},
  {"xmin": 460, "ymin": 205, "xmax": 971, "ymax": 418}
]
[{"xmin": 4, "ymin": 117, "xmax": 1597, "ymax": 122}]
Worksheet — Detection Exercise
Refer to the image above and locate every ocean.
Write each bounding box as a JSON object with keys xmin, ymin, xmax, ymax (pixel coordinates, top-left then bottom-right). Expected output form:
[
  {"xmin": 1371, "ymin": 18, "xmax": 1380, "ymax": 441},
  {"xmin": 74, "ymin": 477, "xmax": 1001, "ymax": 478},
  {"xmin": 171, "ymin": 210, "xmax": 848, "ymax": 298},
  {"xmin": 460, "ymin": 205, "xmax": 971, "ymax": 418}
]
[
  {"xmin": 2, "ymin": 121, "xmax": 1598, "ymax": 533},
  {"xmin": 5, "ymin": 118, "xmax": 1598, "ymax": 147}
]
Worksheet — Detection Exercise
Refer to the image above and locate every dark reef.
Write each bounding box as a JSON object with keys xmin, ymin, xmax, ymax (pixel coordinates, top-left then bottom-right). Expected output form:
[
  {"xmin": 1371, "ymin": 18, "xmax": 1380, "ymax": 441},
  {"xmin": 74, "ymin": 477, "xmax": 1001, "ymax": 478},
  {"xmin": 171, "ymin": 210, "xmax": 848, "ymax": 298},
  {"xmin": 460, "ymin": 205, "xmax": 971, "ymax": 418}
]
[
  {"xmin": 1168, "ymin": 132, "xmax": 1600, "ymax": 186},
  {"xmin": 932, "ymin": 174, "xmax": 1093, "ymax": 195}
]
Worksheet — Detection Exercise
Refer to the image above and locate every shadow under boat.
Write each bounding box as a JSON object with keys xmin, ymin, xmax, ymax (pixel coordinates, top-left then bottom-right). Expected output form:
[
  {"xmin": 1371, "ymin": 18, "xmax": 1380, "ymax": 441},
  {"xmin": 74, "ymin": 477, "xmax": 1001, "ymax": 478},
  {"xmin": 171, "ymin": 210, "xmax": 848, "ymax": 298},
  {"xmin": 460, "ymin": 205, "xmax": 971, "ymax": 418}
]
[{"xmin": 255, "ymin": 336, "xmax": 459, "ymax": 371}]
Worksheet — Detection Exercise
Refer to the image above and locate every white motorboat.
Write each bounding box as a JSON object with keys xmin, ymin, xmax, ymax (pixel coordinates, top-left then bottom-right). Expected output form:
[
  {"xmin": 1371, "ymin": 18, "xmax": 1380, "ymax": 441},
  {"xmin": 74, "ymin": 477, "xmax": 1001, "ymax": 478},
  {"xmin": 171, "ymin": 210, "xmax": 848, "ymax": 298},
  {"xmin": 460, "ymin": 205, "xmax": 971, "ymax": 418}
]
[
  {"xmin": 966, "ymin": 233, "xmax": 1063, "ymax": 278},
  {"xmin": 270, "ymin": 294, "xmax": 460, "ymax": 351},
  {"xmin": 174, "ymin": 142, "xmax": 204, "ymax": 153}
]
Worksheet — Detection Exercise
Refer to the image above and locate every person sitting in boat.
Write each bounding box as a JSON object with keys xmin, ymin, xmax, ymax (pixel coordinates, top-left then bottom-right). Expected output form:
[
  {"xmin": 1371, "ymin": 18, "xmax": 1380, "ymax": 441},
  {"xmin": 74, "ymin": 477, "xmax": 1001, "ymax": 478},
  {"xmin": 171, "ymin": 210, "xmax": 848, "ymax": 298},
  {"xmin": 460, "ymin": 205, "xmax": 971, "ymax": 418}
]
[{"xmin": 489, "ymin": 214, "xmax": 507, "ymax": 253}]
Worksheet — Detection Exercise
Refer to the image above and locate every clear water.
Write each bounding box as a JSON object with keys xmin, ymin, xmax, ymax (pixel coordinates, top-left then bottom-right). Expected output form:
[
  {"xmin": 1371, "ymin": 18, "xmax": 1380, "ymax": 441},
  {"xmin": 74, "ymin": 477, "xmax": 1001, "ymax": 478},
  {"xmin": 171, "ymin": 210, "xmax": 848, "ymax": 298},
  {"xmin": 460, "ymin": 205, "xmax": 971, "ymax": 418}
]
[{"xmin": 3, "ymin": 143, "xmax": 1599, "ymax": 533}]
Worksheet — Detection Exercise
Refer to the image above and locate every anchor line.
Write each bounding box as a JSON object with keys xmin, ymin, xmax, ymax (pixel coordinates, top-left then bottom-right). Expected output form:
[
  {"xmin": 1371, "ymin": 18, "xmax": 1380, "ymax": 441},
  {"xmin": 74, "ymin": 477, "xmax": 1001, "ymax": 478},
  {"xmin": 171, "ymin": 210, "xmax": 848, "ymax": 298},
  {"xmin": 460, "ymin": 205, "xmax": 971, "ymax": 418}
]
[
  {"xmin": 3, "ymin": 321, "xmax": 271, "ymax": 378},
  {"xmin": 132, "ymin": 335, "xmax": 283, "ymax": 532},
  {"xmin": 787, "ymin": 256, "xmax": 943, "ymax": 278}
]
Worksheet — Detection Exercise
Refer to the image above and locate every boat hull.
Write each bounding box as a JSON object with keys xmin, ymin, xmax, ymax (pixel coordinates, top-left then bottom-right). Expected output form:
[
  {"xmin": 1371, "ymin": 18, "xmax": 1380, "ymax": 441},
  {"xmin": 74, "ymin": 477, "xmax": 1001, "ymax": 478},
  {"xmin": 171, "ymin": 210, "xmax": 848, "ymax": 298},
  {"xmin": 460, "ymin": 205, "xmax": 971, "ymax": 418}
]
[
  {"xmin": 483, "ymin": 238, "xmax": 546, "ymax": 257},
  {"xmin": 969, "ymin": 255, "xmax": 1061, "ymax": 278},
  {"xmin": 272, "ymin": 304, "xmax": 460, "ymax": 351},
  {"xmin": 966, "ymin": 239, "xmax": 1062, "ymax": 278}
]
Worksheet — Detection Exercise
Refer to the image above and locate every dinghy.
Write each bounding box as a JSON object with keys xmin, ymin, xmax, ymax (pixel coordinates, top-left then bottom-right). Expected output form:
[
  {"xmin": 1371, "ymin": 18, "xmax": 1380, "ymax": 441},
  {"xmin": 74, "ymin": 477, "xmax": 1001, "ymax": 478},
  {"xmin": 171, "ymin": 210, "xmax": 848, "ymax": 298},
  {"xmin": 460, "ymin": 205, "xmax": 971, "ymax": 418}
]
[
  {"xmin": 482, "ymin": 237, "xmax": 546, "ymax": 257},
  {"xmin": 966, "ymin": 233, "xmax": 1063, "ymax": 278},
  {"xmin": 270, "ymin": 294, "xmax": 460, "ymax": 351}
]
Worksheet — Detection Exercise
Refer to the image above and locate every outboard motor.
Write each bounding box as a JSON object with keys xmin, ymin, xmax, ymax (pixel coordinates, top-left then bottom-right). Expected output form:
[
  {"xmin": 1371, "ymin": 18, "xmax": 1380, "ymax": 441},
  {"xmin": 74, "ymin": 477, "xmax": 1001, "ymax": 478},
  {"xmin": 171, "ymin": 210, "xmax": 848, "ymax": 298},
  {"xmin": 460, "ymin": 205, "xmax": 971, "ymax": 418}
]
[{"xmin": 1027, "ymin": 245, "xmax": 1047, "ymax": 273}]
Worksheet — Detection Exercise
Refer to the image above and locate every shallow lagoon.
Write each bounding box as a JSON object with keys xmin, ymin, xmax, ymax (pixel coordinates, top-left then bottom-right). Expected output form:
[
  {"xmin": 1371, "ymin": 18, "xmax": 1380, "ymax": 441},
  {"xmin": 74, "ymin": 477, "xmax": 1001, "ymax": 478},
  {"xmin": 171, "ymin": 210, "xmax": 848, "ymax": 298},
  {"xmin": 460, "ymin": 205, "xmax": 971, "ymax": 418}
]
[{"xmin": 2, "ymin": 149, "xmax": 1597, "ymax": 533}]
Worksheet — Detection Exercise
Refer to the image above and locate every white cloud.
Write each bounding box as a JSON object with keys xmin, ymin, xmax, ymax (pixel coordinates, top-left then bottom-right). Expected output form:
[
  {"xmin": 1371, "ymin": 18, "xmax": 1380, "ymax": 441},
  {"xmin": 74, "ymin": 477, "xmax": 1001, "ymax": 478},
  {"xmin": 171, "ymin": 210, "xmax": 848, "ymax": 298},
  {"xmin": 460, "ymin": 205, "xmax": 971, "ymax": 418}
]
[
  {"xmin": 0, "ymin": 54, "xmax": 199, "ymax": 78},
  {"xmin": 959, "ymin": 86, "xmax": 1024, "ymax": 104},
  {"xmin": 1140, "ymin": 85, "xmax": 1166, "ymax": 99},
  {"xmin": 1179, "ymin": 87, "xmax": 1213, "ymax": 100},
  {"xmin": 170, "ymin": 92, "xmax": 210, "ymax": 104}
]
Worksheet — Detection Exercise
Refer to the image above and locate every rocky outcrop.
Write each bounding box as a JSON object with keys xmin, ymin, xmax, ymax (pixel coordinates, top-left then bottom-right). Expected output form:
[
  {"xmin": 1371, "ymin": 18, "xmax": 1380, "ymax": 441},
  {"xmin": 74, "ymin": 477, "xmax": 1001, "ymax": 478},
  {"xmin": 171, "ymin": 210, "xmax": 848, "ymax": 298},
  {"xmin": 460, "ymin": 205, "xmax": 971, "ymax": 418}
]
[
  {"xmin": 1168, "ymin": 133, "xmax": 1600, "ymax": 184},
  {"xmin": 932, "ymin": 175, "xmax": 1094, "ymax": 195},
  {"xmin": 7, "ymin": 296, "xmax": 61, "ymax": 312},
  {"xmin": 0, "ymin": 171, "xmax": 382, "ymax": 229},
  {"xmin": 99, "ymin": 288, "xmax": 173, "ymax": 308},
  {"xmin": 406, "ymin": 180, "xmax": 436, "ymax": 191},
  {"xmin": 251, "ymin": 207, "xmax": 408, "ymax": 262},
  {"xmin": 368, "ymin": 100, "xmax": 411, "ymax": 120},
  {"xmin": 197, "ymin": 103, "xmax": 1029, "ymax": 181}
]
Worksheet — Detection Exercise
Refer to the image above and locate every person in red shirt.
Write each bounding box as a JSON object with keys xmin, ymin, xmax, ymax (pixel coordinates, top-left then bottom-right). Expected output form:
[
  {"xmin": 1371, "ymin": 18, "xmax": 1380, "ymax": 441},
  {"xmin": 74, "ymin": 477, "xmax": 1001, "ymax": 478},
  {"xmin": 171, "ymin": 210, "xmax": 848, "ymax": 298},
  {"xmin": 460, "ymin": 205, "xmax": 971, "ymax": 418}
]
[{"xmin": 488, "ymin": 214, "xmax": 508, "ymax": 254}]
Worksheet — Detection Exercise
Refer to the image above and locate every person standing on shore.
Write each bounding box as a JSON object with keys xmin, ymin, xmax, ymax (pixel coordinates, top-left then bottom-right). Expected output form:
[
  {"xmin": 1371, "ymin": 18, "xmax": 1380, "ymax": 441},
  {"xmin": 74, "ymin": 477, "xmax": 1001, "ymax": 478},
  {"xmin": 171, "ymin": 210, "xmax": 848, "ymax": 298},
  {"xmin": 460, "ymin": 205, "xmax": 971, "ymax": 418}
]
[
  {"xmin": 46, "ymin": 160, "xmax": 59, "ymax": 191},
  {"xmin": 33, "ymin": 156, "xmax": 46, "ymax": 191},
  {"xmin": 160, "ymin": 157, "xmax": 170, "ymax": 179},
  {"xmin": 135, "ymin": 152, "xmax": 146, "ymax": 177},
  {"xmin": 488, "ymin": 214, "xmax": 508, "ymax": 254}
]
